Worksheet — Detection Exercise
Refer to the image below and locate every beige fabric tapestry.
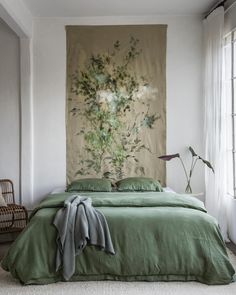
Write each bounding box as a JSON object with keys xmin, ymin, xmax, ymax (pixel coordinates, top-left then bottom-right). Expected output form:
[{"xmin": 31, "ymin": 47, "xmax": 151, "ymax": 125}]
[{"xmin": 66, "ymin": 25, "xmax": 167, "ymax": 185}]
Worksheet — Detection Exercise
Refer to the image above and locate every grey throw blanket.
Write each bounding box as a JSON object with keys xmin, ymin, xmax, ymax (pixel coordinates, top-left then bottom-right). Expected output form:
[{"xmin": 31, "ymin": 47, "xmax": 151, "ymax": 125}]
[{"xmin": 53, "ymin": 195, "xmax": 115, "ymax": 280}]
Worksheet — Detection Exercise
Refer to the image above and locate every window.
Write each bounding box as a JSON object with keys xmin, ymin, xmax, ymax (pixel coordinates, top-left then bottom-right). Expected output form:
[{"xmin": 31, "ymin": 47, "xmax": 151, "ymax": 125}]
[{"xmin": 224, "ymin": 29, "xmax": 236, "ymax": 196}]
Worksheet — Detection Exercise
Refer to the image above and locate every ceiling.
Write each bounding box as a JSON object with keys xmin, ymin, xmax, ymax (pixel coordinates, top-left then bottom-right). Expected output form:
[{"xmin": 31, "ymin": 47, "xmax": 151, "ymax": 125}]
[{"xmin": 22, "ymin": 0, "xmax": 218, "ymax": 17}]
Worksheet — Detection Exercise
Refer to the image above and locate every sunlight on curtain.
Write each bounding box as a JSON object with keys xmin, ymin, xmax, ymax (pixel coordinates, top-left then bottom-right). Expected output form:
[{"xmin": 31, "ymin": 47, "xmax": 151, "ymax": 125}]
[{"xmin": 203, "ymin": 6, "xmax": 229, "ymax": 240}]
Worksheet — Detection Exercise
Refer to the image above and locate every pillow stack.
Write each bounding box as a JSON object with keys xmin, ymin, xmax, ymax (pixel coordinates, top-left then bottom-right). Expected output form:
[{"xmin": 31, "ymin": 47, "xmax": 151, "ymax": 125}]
[
  {"xmin": 67, "ymin": 177, "xmax": 163, "ymax": 193},
  {"xmin": 67, "ymin": 178, "xmax": 112, "ymax": 192},
  {"xmin": 116, "ymin": 177, "xmax": 163, "ymax": 192}
]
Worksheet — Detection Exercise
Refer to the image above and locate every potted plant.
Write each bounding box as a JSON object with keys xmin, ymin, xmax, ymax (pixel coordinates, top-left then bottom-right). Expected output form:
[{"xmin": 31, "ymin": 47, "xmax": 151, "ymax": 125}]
[{"xmin": 158, "ymin": 147, "xmax": 214, "ymax": 193}]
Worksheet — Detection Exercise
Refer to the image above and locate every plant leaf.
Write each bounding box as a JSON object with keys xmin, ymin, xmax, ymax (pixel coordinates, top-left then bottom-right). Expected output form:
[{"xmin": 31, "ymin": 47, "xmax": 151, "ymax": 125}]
[
  {"xmin": 158, "ymin": 153, "xmax": 180, "ymax": 161},
  {"xmin": 189, "ymin": 146, "xmax": 197, "ymax": 157},
  {"xmin": 103, "ymin": 171, "xmax": 112, "ymax": 178},
  {"xmin": 201, "ymin": 158, "xmax": 214, "ymax": 173}
]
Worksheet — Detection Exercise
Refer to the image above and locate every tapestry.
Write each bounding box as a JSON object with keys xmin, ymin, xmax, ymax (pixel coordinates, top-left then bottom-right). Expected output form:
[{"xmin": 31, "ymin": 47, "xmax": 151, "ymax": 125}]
[{"xmin": 66, "ymin": 25, "xmax": 167, "ymax": 184}]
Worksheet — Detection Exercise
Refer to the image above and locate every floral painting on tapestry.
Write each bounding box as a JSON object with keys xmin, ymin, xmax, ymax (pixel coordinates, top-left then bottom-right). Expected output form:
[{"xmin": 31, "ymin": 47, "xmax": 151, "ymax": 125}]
[{"xmin": 66, "ymin": 25, "xmax": 167, "ymax": 184}]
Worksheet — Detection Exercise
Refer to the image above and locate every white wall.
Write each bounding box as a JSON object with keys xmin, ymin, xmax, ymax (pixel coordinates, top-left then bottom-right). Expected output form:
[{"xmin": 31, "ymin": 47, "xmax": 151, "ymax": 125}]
[
  {"xmin": 0, "ymin": 0, "xmax": 34, "ymax": 208},
  {"xmin": 0, "ymin": 18, "xmax": 20, "ymax": 202},
  {"xmin": 0, "ymin": 0, "xmax": 33, "ymax": 37},
  {"xmin": 32, "ymin": 15, "xmax": 204, "ymax": 205}
]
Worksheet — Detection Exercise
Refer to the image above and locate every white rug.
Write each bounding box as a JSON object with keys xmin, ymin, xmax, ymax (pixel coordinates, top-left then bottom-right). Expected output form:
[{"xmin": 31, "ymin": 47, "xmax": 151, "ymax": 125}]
[{"xmin": 0, "ymin": 251, "xmax": 236, "ymax": 295}]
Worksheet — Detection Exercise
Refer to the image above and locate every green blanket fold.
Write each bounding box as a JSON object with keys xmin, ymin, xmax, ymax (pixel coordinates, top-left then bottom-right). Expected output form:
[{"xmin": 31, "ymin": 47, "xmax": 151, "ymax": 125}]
[
  {"xmin": 53, "ymin": 195, "xmax": 115, "ymax": 281},
  {"xmin": 30, "ymin": 192, "xmax": 207, "ymax": 217},
  {"xmin": 1, "ymin": 192, "xmax": 235, "ymax": 285}
]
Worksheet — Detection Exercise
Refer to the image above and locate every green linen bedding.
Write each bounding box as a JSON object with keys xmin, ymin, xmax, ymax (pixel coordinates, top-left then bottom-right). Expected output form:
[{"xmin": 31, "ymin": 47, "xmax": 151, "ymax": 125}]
[{"xmin": 1, "ymin": 192, "xmax": 235, "ymax": 285}]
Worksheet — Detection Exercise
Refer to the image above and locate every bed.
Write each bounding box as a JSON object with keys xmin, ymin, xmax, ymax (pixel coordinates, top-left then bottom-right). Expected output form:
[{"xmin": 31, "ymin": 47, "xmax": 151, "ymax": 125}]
[{"xmin": 1, "ymin": 191, "xmax": 235, "ymax": 285}]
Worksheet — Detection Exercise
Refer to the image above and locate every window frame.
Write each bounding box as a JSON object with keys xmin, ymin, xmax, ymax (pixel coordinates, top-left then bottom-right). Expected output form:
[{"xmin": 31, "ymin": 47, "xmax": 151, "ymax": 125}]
[{"xmin": 224, "ymin": 28, "xmax": 236, "ymax": 197}]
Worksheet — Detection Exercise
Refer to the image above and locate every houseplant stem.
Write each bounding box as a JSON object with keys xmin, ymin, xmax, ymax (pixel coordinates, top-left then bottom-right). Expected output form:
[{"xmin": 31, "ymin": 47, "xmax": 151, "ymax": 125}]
[
  {"xmin": 185, "ymin": 157, "xmax": 199, "ymax": 193},
  {"xmin": 179, "ymin": 156, "xmax": 189, "ymax": 184},
  {"xmin": 158, "ymin": 147, "xmax": 214, "ymax": 194}
]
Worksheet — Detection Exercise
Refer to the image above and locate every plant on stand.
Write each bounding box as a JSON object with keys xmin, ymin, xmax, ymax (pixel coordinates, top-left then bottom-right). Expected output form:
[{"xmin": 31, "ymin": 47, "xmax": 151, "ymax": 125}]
[{"xmin": 158, "ymin": 146, "xmax": 214, "ymax": 193}]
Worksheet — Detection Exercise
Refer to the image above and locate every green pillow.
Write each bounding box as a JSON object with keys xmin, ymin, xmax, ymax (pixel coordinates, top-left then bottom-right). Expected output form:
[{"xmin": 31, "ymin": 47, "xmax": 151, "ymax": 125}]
[
  {"xmin": 116, "ymin": 177, "xmax": 163, "ymax": 192},
  {"xmin": 67, "ymin": 178, "xmax": 112, "ymax": 192}
]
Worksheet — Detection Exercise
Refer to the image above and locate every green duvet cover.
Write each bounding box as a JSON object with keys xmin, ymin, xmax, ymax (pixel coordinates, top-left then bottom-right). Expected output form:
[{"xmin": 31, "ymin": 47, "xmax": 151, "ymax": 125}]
[{"xmin": 1, "ymin": 192, "xmax": 235, "ymax": 285}]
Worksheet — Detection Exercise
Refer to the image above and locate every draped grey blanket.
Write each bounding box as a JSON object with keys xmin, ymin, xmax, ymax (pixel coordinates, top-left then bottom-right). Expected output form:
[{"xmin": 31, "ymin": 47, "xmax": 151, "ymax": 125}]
[{"xmin": 53, "ymin": 195, "xmax": 115, "ymax": 280}]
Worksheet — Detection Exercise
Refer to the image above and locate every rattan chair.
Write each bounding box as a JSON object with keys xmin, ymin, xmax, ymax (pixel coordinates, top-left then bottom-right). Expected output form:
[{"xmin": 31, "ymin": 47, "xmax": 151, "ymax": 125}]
[{"xmin": 0, "ymin": 179, "xmax": 28, "ymax": 235}]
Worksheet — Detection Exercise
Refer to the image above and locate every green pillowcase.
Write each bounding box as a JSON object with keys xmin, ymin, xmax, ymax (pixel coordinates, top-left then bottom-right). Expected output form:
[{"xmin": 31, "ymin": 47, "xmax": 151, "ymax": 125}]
[
  {"xmin": 116, "ymin": 177, "xmax": 163, "ymax": 192},
  {"xmin": 67, "ymin": 178, "xmax": 112, "ymax": 192}
]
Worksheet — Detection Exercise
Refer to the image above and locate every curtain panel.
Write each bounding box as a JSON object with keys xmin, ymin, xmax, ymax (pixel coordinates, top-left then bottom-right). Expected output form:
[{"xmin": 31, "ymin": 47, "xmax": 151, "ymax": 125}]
[{"xmin": 203, "ymin": 7, "xmax": 228, "ymax": 240}]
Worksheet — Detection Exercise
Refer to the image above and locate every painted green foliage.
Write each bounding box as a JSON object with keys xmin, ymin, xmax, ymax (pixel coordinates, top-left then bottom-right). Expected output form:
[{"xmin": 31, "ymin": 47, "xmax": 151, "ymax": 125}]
[{"xmin": 70, "ymin": 37, "xmax": 160, "ymax": 179}]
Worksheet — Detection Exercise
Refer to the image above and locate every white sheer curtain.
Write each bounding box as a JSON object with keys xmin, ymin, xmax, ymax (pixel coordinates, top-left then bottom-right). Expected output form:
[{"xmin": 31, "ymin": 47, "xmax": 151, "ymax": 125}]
[{"xmin": 203, "ymin": 6, "xmax": 228, "ymax": 240}]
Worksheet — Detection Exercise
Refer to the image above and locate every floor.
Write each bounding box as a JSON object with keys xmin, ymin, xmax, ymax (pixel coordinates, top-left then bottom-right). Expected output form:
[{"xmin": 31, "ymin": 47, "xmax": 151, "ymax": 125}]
[
  {"xmin": 0, "ymin": 232, "xmax": 20, "ymax": 259},
  {"xmin": 0, "ymin": 242, "xmax": 10, "ymax": 260},
  {"xmin": 227, "ymin": 242, "xmax": 236, "ymax": 256}
]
